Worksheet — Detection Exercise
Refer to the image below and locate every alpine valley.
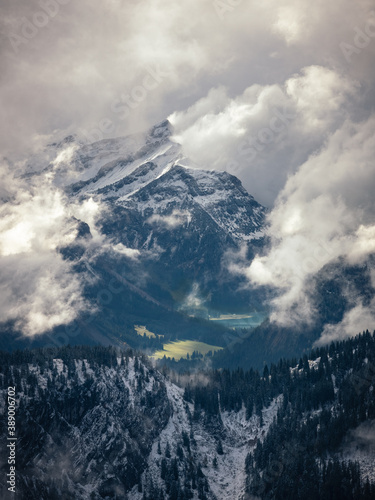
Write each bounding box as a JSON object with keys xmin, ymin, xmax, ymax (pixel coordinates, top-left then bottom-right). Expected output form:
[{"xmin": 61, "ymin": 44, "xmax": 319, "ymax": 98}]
[
  {"xmin": 1, "ymin": 120, "xmax": 271, "ymax": 363},
  {"xmin": 1, "ymin": 121, "xmax": 375, "ymax": 500},
  {"xmin": 2, "ymin": 120, "xmax": 373, "ymax": 368}
]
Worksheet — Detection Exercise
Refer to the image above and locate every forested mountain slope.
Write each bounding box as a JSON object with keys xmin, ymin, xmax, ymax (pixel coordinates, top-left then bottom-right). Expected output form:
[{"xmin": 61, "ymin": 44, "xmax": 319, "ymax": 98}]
[{"xmin": 0, "ymin": 333, "xmax": 374, "ymax": 499}]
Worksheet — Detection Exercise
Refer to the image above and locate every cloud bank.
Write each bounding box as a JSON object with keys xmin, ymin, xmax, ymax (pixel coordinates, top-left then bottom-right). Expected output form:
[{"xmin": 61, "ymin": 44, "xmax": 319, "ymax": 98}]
[
  {"xmin": 246, "ymin": 116, "xmax": 375, "ymax": 339},
  {"xmin": 170, "ymin": 65, "xmax": 357, "ymax": 206},
  {"xmin": 0, "ymin": 157, "xmax": 102, "ymax": 336}
]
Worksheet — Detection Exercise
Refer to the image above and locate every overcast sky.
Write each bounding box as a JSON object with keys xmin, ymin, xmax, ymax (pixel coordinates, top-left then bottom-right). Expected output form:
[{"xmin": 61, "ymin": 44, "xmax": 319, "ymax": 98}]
[
  {"xmin": 1, "ymin": 0, "xmax": 374, "ymax": 161},
  {"xmin": 1, "ymin": 0, "xmax": 375, "ymax": 340}
]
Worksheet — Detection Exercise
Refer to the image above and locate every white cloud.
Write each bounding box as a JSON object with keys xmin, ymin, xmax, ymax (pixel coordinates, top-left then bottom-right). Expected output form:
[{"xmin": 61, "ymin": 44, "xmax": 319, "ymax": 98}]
[
  {"xmin": 169, "ymin": 66, "xmax": 357, "ymax": 206},
  {"xmin": 0, "ymin": 159, "xmax": 103, "ymax": 336},
  {"xmin": 52, "ymin": 144, "xmax": 78, "ymax": 170},
  {"xmin": 111, "ymin": 243, "xmax": 140, "ymax": 259},
  {"xmin": 147, "ymin": 209, "xmax": 191, "ymax": 229},
  {"xmin": 182, "ymin": 283, "xmax": 203, "ymax": 310},
  {"xmin": 0, "ymin": 188, "xmax": 75, "ymax": 257},
  {"xmin": 72, "ymin": 197, "xmax": 104, "ymax": 243},
  {"xmin": 316, "ymin": 298, "xmax": 375, "ymax": 346},
  {"xmin": 285, "ymin": 66, "xmax": 358, "ymax": 131},
  {"xmin": 273, "ymin": 5, "xmax": 306, "ymax": 45},
  {"xmin": 246, "ymin": 116, "xmax": 375, "ymax": 333},
  {"xmin": 0, "ymin": 253, "xmax": 89, "ymax": 337}
]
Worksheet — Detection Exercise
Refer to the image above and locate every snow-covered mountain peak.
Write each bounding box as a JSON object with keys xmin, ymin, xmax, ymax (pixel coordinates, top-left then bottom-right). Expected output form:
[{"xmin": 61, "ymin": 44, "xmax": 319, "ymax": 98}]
[
  {"xmin": 22, "ymin": 119, "xmax": 266, "ymax": 256},
  {"xmin": 146, "ymin": 119, "xmax": 174, "ymax": 143},
  {"xmin": 50, "ymin": 119, "xmax": 266, "ymax": 245},
  {"xmin": 113, "ymin": 162, "xmax": 265, "ymax": 241},
  {"xmin": 61, "ymin": 119, "xmax": 182, "ymax": 197}
]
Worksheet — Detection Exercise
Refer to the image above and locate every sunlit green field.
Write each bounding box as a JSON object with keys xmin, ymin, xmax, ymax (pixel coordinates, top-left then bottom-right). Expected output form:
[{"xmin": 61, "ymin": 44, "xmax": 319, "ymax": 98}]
[
  {"xmin": 134, "ymin": 325, "xmax": 164, "ymax": 339},
  {"xmin": 152, "ymin": 340, "xmax": 223, "ymax": 360}
]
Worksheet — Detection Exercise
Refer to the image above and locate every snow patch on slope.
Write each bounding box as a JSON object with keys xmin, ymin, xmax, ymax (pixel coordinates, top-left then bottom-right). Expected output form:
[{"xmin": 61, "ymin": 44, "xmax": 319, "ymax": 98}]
[{"xmin": 130, "ymin": 382, "xmax": 281, "ymax": 500}]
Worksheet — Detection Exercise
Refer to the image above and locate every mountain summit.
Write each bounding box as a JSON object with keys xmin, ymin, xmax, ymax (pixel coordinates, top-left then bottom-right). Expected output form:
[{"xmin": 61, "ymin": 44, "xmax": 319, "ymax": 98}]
[
  {"xmin": 3, "ymin": 120, "xmax": 268, "ymax": 353},
  {"xmin": 61, "ymin": 120, "xmax": 267, "ymax": 316},
  {"xmin": 67, "ymin": 120, "xmax": 265, "ymax": 243}
]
